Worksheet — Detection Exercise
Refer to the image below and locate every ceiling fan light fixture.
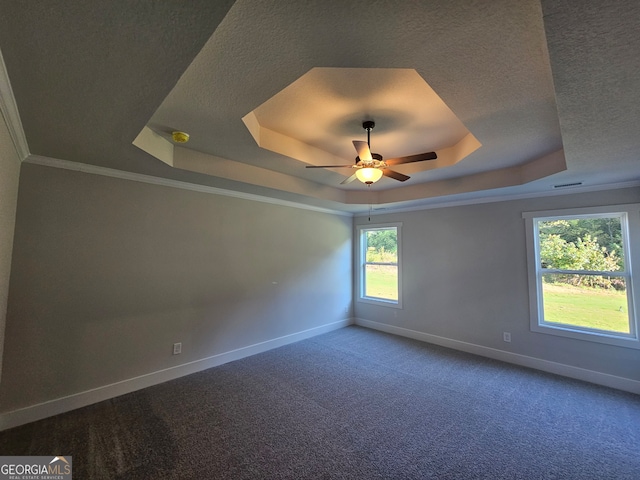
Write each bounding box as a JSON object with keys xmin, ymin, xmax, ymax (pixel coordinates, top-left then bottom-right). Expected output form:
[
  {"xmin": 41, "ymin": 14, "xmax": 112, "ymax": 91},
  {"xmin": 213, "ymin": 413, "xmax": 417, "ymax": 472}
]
[
  {"xmin": 355, "ymin": 167, "xmax": 383, "ymax": 184},
  {"xmin": 306, "ymin": 120, "xmax": 436, "ymax": 186}
]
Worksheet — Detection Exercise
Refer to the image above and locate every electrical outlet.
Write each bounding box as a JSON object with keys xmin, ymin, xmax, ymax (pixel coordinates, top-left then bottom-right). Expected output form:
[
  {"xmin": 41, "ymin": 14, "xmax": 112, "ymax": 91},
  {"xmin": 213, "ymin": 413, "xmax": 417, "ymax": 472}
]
[
  {"xmin": 173, "ymin": 342, "xmax": 182, "ymax": 355},
  {"xmin": 503, "ymin": 332, "xmax": 511, "ymax": 343}
]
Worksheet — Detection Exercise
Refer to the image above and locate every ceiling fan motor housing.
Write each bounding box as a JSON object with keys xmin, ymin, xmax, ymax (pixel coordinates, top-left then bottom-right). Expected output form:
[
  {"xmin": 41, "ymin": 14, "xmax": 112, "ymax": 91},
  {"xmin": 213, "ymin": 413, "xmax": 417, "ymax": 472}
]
[{"xmin": 356, "ymin": 152, "xmax": 383, "ymax": 164}]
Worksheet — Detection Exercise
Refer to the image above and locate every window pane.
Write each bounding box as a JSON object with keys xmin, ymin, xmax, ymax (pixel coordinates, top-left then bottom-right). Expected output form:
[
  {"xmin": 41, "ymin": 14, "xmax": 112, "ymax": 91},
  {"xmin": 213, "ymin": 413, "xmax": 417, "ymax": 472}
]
[
  {"xmin": 363, "ymin": 227, "xmax": 398, "ymax": 302},
  {"xmin": 537, "ymin": 217, "xmax": 624, "ymax": 271},
  {"xmin": 365, "ymin": 229, "xmax": 397, "ymax": 263},
  {"xmin": 365, "ymin": 264, "xmax": 398, "ymax": 300},
  {"xmin": 541, "ymin": 273, "xmax": 630, "ymax": 334}
]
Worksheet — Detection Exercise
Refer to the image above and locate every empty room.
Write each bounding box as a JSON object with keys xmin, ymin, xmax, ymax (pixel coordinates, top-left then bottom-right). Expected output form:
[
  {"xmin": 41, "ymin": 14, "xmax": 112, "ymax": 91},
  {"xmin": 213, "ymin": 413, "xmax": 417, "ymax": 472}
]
[{"xmin": 0, "ymin": 1, "xmax": 639, "ymax": 478}]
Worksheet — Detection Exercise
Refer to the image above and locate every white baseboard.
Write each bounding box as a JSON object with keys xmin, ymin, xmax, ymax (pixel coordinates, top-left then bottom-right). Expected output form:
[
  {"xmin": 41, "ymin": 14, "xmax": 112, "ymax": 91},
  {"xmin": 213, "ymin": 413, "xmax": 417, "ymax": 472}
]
[
  {"xmin": 0, "ymin": 319, "xmax": 352, "ymax": 431},
  {"xmin": 355, "ymin": 318, "xmax": 640, "ymax": 395}
]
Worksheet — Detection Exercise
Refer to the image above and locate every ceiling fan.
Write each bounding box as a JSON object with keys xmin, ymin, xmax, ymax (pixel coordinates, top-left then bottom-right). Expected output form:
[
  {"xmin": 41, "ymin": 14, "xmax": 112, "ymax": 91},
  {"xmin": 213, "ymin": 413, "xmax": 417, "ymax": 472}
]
[{"xmin": 306, "ymin": 121, "xmax": 437, "ymax": 185}]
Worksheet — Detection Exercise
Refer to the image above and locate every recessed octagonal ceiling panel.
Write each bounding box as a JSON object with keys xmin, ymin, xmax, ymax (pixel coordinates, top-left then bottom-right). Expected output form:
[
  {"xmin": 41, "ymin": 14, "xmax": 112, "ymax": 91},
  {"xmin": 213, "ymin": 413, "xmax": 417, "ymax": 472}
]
[{"xmin": 242, "ymin": 68, "xmax": 480, "ymax": 182}]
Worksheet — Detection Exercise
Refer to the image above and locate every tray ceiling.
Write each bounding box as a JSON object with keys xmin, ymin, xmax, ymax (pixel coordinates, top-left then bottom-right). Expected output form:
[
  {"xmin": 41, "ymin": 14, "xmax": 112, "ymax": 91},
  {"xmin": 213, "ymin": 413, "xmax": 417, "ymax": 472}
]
[{"xmin": 1, "ymin": 0, "xmax": 638, "ymax": 212}]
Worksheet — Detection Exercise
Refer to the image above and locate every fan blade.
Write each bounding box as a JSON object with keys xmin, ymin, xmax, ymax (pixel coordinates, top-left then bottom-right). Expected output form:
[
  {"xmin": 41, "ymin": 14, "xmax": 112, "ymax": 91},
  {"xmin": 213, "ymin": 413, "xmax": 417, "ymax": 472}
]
[
  {"xmin": 353, "ymin": 141, "xmax": 372, "ymax": 162},
  {"xmin": 340, "ymin": 173, "xmax": 358, "ymax": 185},
  {"xmin": 382, "ymin": 169, "xmax": 410, "ymax": 182},
  {"xmin": 384, "ymin": 151, "xmax": 437, "ymax": 166},
  {"xmin": 305, "ymin": 165, "xmax": 354, "ymax": 168}
]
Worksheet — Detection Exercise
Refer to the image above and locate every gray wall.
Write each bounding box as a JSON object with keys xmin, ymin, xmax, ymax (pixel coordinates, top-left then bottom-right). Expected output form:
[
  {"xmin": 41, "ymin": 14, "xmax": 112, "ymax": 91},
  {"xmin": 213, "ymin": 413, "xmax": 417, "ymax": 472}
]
[
  {"xmin": 3, "ymin": 156, "xmax": 638, "ymax": 414},
  {"xmin": 0, "ymin": 111, "xmax": 21, "ymax": 383},
  {"xmin": 355, "ymin": 187, "xmax": 640, "ymax": 382},
  {"xmin": 0, "ymin": 164, "xmax": 352, "ymax": 412}
]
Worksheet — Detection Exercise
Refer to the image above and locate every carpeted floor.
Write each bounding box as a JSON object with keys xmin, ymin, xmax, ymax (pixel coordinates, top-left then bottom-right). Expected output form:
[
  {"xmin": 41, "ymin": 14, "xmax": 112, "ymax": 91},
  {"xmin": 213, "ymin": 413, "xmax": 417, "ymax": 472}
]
[{"xmin": 1, "ymin": 326, "xmax": 639, "ymax": 479}]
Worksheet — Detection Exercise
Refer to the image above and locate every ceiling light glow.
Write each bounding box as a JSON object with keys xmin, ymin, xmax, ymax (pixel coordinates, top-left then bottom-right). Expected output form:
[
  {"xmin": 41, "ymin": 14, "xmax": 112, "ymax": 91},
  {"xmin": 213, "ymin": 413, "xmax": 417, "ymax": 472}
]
[{"xmin": 355, "ymin": 167, "xmax": 383, "ymax": 184}]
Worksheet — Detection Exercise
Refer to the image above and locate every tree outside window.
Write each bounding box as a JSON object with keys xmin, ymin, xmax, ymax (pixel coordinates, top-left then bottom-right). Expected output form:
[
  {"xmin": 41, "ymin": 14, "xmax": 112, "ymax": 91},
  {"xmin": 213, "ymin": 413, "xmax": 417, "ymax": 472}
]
[
  {"xmin": 524, "ymin": 206, "xmax": 640, "ymax": 348},
  {"xmin": 358, "ymin": 224, "xmax": 402, "ymax": 307}
]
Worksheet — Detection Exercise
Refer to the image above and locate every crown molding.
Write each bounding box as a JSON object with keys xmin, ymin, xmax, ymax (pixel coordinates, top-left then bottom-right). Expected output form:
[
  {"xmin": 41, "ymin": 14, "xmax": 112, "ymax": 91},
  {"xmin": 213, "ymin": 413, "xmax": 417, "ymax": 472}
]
[
  {"xmin": 0, "ymin": 48, "xmax": 29, "ymax": 161},
  {"xmin": 25, "ymin": 155, "xmax": 640, "ymax": 219},
  {"xmin": 357, "ymin": 180, "xmax": 640, "ymax": 217},
  {"xmin": 24, "ymin": 155, "xmax": 353, "ymax": 217}
]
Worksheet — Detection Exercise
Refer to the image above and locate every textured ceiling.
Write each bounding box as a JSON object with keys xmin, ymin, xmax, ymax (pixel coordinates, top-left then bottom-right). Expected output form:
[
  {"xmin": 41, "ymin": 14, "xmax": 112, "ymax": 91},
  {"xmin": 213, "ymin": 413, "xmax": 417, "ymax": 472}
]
[{"xmin": 1, "ymin": 0, "xmax": 638, "ymax": 213}]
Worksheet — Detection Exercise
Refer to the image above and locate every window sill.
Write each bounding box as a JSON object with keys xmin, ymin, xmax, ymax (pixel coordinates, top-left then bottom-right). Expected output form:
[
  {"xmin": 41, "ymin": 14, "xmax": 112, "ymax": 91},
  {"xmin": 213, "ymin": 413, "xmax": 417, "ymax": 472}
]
[
  {"xmin": 358, "ymin": 296, "xmax": 402, "ymax": 309},
  {"xmin": 531, "ymin": 322, "xmax": 640, "ymax": 349}
]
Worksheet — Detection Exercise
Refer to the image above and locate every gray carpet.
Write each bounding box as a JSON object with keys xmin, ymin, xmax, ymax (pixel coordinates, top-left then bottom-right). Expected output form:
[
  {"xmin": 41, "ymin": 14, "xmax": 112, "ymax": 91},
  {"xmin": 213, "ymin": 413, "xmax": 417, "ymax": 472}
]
[{"xmin": 1, "ymin": 326, "xmax": 639, "ymax": 479}]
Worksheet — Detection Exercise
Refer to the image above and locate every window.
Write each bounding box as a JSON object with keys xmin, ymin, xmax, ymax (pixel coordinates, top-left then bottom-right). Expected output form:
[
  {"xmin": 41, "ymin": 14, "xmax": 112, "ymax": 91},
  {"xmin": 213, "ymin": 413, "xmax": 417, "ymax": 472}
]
[
  {"xmin": 357, "ymin": 223, "xmax": 402, "ymax": 307},
  {"xmin": 523, "ymin": 205, "xmax": 640, "ymax": 348}
]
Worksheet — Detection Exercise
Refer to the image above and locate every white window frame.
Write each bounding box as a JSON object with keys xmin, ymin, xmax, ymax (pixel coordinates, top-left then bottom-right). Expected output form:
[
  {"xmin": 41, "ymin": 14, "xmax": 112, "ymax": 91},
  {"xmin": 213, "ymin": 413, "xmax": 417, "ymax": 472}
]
[
  {"xmin": 523, "ymin": 204, "xmax": 640, "ymax": 349},
  {"xmin": 356, "ymin": 223, "xmax": 403, "ymax": 309}
]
